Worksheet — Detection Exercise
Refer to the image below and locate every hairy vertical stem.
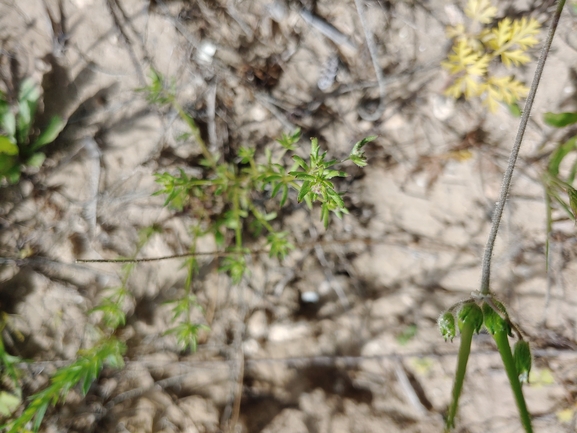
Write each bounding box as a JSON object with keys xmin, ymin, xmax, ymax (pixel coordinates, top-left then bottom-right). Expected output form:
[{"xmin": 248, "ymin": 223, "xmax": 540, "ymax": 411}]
[
  {"xmin": 494, "ymin": 331, "xmax": 533, "ymax": 433},
  {"xmin": 480, "ymin": 0, "xmax": 566, "ymax": 295}
]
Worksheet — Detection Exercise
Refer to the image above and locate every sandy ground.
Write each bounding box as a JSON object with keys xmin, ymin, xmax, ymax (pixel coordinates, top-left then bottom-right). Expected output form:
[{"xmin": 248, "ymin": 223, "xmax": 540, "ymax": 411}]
[{"xmin": 1, "ymin": 0, "xmax": 577, "ymax": 432}]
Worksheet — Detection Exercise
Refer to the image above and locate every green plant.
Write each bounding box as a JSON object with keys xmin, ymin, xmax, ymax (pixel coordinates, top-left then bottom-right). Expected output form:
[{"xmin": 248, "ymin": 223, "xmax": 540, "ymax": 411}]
[
  {"xmin": 44, "ymin": 70, "xmax": 372, "ymax": 431},
  {"xmin": 0, "ymin": 227, "xmax": 161, "ymax": 432},
  {"xmin": 442, "ymin": 0, "xmax": 541, "ymax": 112},
  {"xmin": 0, "ymin": 78, "xmax": 64, "ymax": 184},
  {"xmin": 144, "ymin": 69, "xmax": 372, "ymax": 284},
  {"xmin": 439, "ymin": 1, "xmax": 566, "ymax": 431},
  {"xmin": 541, "ymin": 111, "xmax": 577, "ymax": 256},
  {"xmin": 0, "ymin": 317, "xmax": 23, "ymax": 420}
]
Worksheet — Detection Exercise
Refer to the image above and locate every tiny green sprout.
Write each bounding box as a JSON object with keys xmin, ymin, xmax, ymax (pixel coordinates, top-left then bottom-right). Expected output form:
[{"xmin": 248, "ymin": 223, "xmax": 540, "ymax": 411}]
[
  {"xmin": 457, "ymin": 302, "xmax": 483, "ymax": 334},
  {"xmin": 514, "ymin": 340, "xmax": 532, "ymax": 384},
  {"xmin": 276, "ymin": 128, "xmax": 301, "ymax": 151},
  {"xmin": 348, "ymin": 136, "xmax": 376, "ymax": 167},
  {"xmin": 482, "ymin": 299, "xmax": 511, "ymax": 336},
  {"xmin": 0, "ymin": 78, "xmax": 64, "ymax": 184},
  {"xmin": 266, "ymin": 231, "xmax": 294, "ymax": 260},
  {"xmin": 219, "ymin": 251, "xmax": 249, "ymax": 284},
  {"xmin": 438, "ymin": 311, "xmax": 456, "ymax": 342}
]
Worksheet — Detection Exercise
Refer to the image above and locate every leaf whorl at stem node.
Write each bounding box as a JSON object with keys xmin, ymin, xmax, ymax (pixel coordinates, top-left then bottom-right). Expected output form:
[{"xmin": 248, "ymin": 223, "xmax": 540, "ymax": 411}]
[
  {"xmin": 482, "ymin": 299, "xmax": 512, "ymax": 336},
  {"xmin": 457, "ymin": 303, "xmax": 483, "ymax": 334}
]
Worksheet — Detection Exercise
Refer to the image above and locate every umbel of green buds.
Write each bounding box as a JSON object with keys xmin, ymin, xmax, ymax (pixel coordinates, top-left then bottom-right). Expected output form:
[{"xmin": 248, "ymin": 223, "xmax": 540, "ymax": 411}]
[
  {"xmin": 513, "ymin": 340, "xmax": 532, "ymax": 384},
  {"xmin": 438, "ymin": 311, "xmax": 456, "ymax": 342},
  {"xmin": 482, "ymin": 300, "xmax": 512, "ymax": 336},
  {"xmin": 457, "ymin": 303, "xmax": 483, "ymax": 334}
]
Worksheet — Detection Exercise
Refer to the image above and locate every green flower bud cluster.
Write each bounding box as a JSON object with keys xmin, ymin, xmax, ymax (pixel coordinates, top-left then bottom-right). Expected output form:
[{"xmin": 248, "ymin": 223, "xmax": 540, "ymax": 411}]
[
  {"xmin": 439, "ymin": 297, "xmax": 532, "ymax": 384},
  {"xmin": 439, "ymin": 295, "xmax": 533, "ymax": 432}
]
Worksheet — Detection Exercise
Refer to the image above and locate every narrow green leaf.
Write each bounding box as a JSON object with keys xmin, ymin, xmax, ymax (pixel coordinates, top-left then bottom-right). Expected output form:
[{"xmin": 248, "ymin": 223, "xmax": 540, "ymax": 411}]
[
  {"xmin": 544, "ymin": 112, "xmax": 577, "ymax": 128},
  {"xmin": 310, "ymin": 138, "xmax": 320, "ymax": 159},
  {"xmin": 0, "ymin": 136, "xmax": 18, "ymax": 155},
  {"xmin": 548, "ymin": 136, "xmax": 576, "ymax": 177},
  {"xmin": 31, "ymin": 116, "xmax": 65, "ymax": 150},
  {"xmin": 0, "ymin": 104, "xmax": 16, "ymax": 137},
  {"xmin": 292, "ymin": 155, "xmax": 308, "ymax": 170},
  {"xmin": 323, "ymin": 169, "xmax": 346, "ymax": 179},
  {"xmin": 32, "ymin": 401, "xmax": 49, "ymax": 432},
  {"xmin": 321, "ymin": 204, "xmax": 330, "ymax": 228},
  {"xmin": 26, "ymin": 152, "xmax": 46, "ymax": 168},
  {"xmin": 290, "ymin": 172, "xmax": 316, "ymax": 181},
  {"xmin": 567, "ymin": 185, "xmax": 577, "ymax": 220},
  {"xmin": 271, "ymin": 182, "xmax": 283, "ymax": 198},
  {"xmin": 18, "ymin": 78, "xmax": 40, "ymax": 106},
  {"xmin": 280, "ymin": 185, "xmax": 288, "ymax": 206},
  {"xmin": 16, "ymin": 79, "xmax": 40, "ymax": 144},
  {"xmin": 298, "ymin": 180, "xmax": 312, "ymax": 202}
]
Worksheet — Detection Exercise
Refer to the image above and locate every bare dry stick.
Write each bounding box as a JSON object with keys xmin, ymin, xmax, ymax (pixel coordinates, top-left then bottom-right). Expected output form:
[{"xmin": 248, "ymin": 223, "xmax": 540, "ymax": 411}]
[
  {"xmin": 353, "ymin": 0, "xmax": 387, "ymax": 121},
  {"xmin": 480, "ymin": 0, "xmax": 566, "ymax": 296}
]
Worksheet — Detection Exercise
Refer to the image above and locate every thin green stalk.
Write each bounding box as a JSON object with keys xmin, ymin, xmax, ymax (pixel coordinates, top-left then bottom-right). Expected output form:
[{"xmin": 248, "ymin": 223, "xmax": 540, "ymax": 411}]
[
  {"xmin": 173, "ymin": 101, "xmax": 215, "ymax": 166},
  {"xmin": 494, "ymin": 331, "xmax": 533, "ymax": 433},
  {"xmin": 446, "ymin": 322, "xmax": 474, "ymax": 431},
  {"xmin": 480, "ymin": 0, "xmax": 566, "ymax": 295},
  {"xmin": 232, "ymin": 185, "xmax": 243, "ymax": 250}
]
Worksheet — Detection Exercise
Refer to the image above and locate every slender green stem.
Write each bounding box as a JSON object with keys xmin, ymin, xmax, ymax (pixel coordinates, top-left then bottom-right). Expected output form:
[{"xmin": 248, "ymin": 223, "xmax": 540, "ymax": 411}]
[
  {"xmin": 173, "ymin": 100, "xmax": 215, "ymax": 166},
  {"xmin": 494, "ymin": 331, "xmax": 533, "ymax": 433},
  {"xmin": 232, "ymin": 185, "xmax": 243, "ymax": 250},
  {"xmin": 480, "ymin": 0, "xmax": 566, "ymax": 295},
  {"xmin": 446, "ymin": 322, "xmax": 474, "ymax": 431}
]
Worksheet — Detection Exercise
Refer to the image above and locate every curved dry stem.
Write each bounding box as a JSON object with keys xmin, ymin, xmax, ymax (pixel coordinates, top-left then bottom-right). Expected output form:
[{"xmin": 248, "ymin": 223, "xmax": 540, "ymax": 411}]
[{"xmin": 480, "ymin": 0, "xmax": 567, "ymax": 295}]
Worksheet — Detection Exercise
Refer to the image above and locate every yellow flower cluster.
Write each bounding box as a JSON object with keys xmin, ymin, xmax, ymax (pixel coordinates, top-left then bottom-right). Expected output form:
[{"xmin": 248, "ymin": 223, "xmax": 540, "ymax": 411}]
[{"xmin": 441, "ymin": 0, "xmax": 541, "ymax": 112}]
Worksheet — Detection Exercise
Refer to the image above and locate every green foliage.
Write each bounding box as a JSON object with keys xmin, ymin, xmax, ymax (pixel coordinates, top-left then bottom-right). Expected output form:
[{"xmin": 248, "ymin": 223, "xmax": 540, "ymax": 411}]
[
  {"xmin": 1, "ymin": 338, "xmax": 125, "ymax": 433},
  {"xmin": 163, "ymin": 239, "xmax": 210, "ymax": 352},
  {"xmin": 438, "ymin": 312, "xmax": 456, "ymax": 342},
  {"xmin": 442, "ymin": 0, "xmax": 541, "ymax": 112},
  {"xmin": 0, "ymin": 227, "xmax": 161, "ymax": 431},
  {"xmin": 544, "ymin": 111, "xmax": 577, "ymax": 128},
  {"xmin": 144, "ymin": 69, "xmax": 371, "ymax": 284},
  {"xmin": 541, "ymin": 110, "xmax": 577, "ymax": 273},
  {"xmin": 0, "ymin": 79, "xmax": 64, "ymax": 184},
  {"xmin": 457, "ymin": 303, "xmax": 483, "ymax": 334},
  {"xmin": 513, "ymin": 340, "xmax": 532, "ymax": 384},
  {"xmin": 440, "ymin": 295, "xmax": 532, "ymax": 431},
  {"xmin": 0, "ymin": 319, "xmax": 23, "ymax": 419}
]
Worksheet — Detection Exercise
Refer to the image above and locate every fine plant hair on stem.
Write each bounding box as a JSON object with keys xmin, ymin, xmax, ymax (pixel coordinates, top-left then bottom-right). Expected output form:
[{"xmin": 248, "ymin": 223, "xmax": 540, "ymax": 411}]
[{"xmin": 480, "ymin": 0, "xmax": 566, "ymax": 296}]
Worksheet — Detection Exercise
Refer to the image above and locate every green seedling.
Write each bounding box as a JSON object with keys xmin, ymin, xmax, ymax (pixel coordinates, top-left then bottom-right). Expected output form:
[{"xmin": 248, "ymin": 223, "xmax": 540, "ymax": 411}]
[
  {"xmin": 0, "ymin": 227, "xmax": 161, "ymax": 432},
  {"xmin": 0, "ymin": 79, "xmax": 64, "ymax": 184},
  {"xmin": 442, "ymin": 0, "xmax": 541, "ymax": 112},
  {"xmin": 143, "ymin": 69, "xmax": 372, "ymax": 284},
  {"xmin": 0, "ymin": 338, "xmax": 125, "ymax": 433}
]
